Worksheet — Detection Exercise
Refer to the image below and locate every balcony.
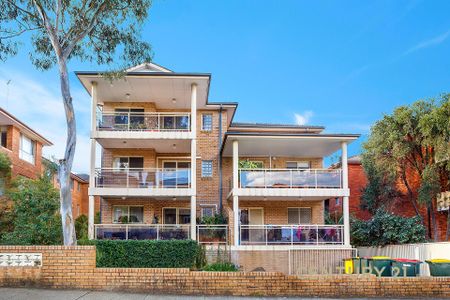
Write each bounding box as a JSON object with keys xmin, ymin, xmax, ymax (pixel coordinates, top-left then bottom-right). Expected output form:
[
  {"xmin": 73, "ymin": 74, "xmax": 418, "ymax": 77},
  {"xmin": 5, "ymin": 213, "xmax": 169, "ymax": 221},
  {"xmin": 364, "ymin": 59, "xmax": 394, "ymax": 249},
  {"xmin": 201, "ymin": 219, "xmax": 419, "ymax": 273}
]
[
  {"xmin": 93, "ymin": 112, "xmax": 192, "ymax": 140},
  {"xmin": 239, "ymin": 224, "xmax": 344, "ymax": 246},
  {"xmin": 94, "ymin": 224, "xmax": 191, "ymax": 240},
  {"xmin": 90, "ymin": 168, "xmax": 193, "ymax": 197},
  {"xmin": 94, "ymin": 224, "xmax": 228, "ymax": 244},
  {"xmin": 231, "ymin": 169, "xmax": 347, "ymax": 199}
]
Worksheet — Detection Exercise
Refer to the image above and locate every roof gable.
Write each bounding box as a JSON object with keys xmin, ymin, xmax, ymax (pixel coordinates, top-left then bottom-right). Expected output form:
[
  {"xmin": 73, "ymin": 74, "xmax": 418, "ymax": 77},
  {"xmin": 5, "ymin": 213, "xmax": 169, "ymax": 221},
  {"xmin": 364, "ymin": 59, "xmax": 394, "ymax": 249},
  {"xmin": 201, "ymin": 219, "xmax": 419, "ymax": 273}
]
[{"xmin": 126, "ymin": 62, "xmax": 172, "ymax": 73}]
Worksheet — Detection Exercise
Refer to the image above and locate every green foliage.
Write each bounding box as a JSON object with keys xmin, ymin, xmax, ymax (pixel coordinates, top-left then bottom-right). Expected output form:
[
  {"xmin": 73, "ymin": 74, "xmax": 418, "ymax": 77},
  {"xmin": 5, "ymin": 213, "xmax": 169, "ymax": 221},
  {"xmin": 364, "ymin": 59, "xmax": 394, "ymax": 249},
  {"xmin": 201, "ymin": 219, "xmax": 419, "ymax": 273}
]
[
  {"xmin": 351, "ymin": 209, "xmax": 426, "ymax": 247},
  {"xmin": 0, "ymin": 1, "xmax": 153, "ymax": 70},
  {"xmin": 83, "ymin": 240, "xmax": 199, "ymax": 268},
  {"xmin": 239, "ymin": 160, "xmax": 263, "ymax": 169},
  {"xmin": 75, "ymin": 214, "xmax": 88, "ymax": 241},
  {"xmin": 1, "ymin": 177, "xmax": 62, "ymax": 245},
  {"xmin": 198, "ymin": 213, "xmax": 228, "ymax": 225},
  {"xmin": 202, "ymin": 262, "xmax": 238, "ymax": 272},
  {"xmin": 42, "ymin": 158, "xmax": 58, "ymax": 181},
  {"xmin": 360, "ymin": 156, "xmax": 399, "ymax": 213},
  {"xmin": 94, "ymin": 211, "xmax": 101, "ymax": 224},
  {"xmin": 0, "ymin": 152, "xmax": 11, "ymax": 177},
  {"xmin": 195, "ymin": 244, "xmax": 208, "ymax": 270},
  {"xmin": 324, "ymin": 211, "xmax": 343, "ymax": 225}
]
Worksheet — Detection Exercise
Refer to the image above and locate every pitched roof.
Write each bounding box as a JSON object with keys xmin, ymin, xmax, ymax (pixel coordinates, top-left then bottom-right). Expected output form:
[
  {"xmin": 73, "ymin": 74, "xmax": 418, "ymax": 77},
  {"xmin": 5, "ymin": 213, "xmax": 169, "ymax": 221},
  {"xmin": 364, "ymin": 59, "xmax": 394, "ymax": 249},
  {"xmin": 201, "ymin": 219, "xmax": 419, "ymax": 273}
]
[
  {"xmin": 126, "ymin": 62, "xmax": 173, "ymax": 73},
  {"xmin": 0, "ymin": 108, "xmax": 52, "ymax": 146}
]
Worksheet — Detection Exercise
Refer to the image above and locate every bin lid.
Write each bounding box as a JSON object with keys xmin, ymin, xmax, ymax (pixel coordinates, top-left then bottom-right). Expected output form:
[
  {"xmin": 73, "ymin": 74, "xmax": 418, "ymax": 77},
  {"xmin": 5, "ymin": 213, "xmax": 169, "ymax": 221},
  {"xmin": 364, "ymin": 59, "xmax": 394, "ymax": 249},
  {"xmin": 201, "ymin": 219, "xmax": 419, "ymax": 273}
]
[
  {"xmin": 394, "ymin": 258, "xmax": 422, "ymax": 263},
  {"xmin": 426, "ymin": 259, "xmax": 450, "ymax": 263},
  {"xmin": 371, "ymin": 256, "xmax": 391, "ymax": 260}
]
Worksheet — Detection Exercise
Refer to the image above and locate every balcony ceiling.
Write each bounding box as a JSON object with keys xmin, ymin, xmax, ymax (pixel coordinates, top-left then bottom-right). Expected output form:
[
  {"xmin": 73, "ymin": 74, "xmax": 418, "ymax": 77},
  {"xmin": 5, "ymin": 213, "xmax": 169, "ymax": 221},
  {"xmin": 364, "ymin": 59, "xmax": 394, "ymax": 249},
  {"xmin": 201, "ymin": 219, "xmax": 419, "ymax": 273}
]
[
  {"xmin": 222, "ymin": 134, "xmax": 359, "ymax": 157},
  {"xmin": 77, "ymin": 74, "xmax": 210, "ymax": 110},
  {"xmin": 96, "ymin": 138, "xmax": 191, "ymax": 152}
]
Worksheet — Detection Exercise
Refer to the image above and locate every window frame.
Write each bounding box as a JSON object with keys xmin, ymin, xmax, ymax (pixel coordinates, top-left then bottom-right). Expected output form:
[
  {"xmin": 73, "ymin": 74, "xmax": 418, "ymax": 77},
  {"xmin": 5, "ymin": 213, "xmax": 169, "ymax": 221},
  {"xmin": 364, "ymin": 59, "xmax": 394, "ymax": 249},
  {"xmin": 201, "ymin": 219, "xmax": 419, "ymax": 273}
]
[
  {"xmin": 0, "ymin": 126, "xmax": 7, "ymax": 149},
  {"xmin": 201, "ymin": 113, "xmax": 213, "ymax": 131},
  {"xmin": 287, "ymin": 207, "xmax": 312, "ymax": 225},
  {"xmin": 162, "ymin": 207, "xmax": 191, "ymax": 225},
  {"xmin": 286, "ymin": 161, "xmax": 310, "ymax": 170},
  {"xmin": 201, "ymin": 160, "xmax": 213, "ymax": 177},
  {"xmin": 112, "ymin": 205, "xmax": 144, "ymax": 224},
  {"xmin": 201, "ymin": 205, "xmax": 217, "ymax": 218},
  {"xmin": 19, "ymin": 134, "xmax": 35, "ymax": 164}
]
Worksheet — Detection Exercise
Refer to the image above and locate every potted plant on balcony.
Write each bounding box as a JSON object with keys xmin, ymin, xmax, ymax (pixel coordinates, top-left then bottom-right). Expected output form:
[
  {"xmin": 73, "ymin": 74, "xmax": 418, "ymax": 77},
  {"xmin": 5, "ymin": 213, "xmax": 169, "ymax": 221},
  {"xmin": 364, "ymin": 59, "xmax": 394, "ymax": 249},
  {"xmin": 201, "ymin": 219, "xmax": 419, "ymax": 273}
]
[{"xmin": 198, "ymin": 213, "xmax": 228, "ymax": 243}]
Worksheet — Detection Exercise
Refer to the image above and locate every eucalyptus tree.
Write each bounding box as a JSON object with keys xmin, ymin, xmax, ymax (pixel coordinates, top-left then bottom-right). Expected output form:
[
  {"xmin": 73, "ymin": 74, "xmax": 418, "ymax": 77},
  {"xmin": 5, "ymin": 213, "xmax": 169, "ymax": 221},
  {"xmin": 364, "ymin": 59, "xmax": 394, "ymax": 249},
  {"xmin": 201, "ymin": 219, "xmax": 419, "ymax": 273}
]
[
  {"xmin": 362, "ymin": 95, "xmax": 450, "ymax": 241},
  {"xmin": 0, "ymin": 0, "xmax": 153, "ymax": 245}
]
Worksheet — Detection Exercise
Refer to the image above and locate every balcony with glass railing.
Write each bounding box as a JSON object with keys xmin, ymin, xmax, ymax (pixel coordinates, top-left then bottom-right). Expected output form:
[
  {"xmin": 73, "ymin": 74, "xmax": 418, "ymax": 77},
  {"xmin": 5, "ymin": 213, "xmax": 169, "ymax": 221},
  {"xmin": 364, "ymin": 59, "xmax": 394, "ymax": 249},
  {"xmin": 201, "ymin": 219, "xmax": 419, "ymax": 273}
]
[
  {"xmin": 97, "ymin": 112, "xmax": 191, "ymax": 132},
  {"xmin": 94, "ymin": 168, "xmax": 191, "ymax": 189},
  {"xmin": 94, "ymin": 224, "xmax": 191, "ymax": 240},
  {"xmin": 239, "ymin": 169, "xmax": 342, "ymax": 189},
  {"xmin": 239, "ymin": 224, "xmax": 344, "ymax": 245}
]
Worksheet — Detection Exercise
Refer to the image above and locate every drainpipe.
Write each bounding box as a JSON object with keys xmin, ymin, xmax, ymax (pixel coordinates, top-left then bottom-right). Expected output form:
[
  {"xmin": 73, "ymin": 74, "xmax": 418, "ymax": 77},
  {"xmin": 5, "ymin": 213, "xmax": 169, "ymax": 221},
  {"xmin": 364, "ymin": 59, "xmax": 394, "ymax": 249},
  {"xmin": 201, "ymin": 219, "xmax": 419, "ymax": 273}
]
[{"xmin": 218, "ymin": 105, "xmax": 223, "ymax": 213}]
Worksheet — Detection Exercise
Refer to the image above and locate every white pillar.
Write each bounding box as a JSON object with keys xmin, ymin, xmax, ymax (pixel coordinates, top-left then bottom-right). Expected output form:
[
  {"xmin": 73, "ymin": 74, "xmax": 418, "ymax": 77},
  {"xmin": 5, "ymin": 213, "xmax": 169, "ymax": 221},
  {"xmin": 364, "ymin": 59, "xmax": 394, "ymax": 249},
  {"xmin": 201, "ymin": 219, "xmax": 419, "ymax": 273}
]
[
  {"xmin": 232, "ymin": 140, "xmax": 239, "ymax": 246},
  {"xmin": 341, "ymin": 141, "xmax": 350, "ymax": 246},
  {"xmin": 190, "ymin": 83, "xmax": 197, "ymax": 240},
  {"xmin": 88, "ymin": 82, "xmax": 98, "ymax": 240}
]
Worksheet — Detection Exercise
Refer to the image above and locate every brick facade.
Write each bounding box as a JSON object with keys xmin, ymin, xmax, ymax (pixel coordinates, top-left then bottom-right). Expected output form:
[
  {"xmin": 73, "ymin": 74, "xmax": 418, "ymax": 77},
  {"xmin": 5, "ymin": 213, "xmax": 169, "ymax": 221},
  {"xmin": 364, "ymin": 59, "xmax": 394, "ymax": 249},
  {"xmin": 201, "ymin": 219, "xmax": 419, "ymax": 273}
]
[
  {"xmin": 0, "ymin": 246, "xmax": 449, "ymax": 298},
  {"xmin": 328, "ymin": 158, "xmax": 449, "ymax": 241}
]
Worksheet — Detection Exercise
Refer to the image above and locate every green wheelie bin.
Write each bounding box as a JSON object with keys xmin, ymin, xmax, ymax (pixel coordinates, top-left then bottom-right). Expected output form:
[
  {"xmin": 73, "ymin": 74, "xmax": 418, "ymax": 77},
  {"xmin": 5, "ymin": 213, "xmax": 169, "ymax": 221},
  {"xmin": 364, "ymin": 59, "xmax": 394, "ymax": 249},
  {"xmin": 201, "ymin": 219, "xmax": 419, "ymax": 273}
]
[
  {"xmin": 368, "ymin": 256, "xmax": 393, "ymax": 277},
  {"xmin": 392, "ymin": 259, "xmax": 421, "ymax": 277},
  {"xmin": 426, "ymin": 259, "xmax": 450, "ymax": 276}
]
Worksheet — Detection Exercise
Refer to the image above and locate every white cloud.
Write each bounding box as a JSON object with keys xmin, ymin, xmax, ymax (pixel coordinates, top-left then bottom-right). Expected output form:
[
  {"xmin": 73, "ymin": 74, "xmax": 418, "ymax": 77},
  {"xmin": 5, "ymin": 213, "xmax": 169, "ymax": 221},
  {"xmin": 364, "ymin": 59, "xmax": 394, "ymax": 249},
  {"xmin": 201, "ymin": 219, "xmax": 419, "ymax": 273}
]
[
  {"xmin": 0, "ymin": 69, "xmax": 91, "ymax": 173},
  {"xmin": 404, "ymin": 29, "xmax": 450, "ymax": 55},
  {"xmin": 294, "ymin": 111, "xmax": 313, "ymax": 125}
]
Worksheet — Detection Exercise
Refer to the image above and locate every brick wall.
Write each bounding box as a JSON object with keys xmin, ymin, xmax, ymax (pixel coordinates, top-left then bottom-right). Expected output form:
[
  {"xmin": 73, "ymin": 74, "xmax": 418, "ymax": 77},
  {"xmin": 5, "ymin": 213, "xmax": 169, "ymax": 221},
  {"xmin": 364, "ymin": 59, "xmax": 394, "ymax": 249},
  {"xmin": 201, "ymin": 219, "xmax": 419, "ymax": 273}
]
[{"xmin": 0, "ymin": 246, "xmax": 449, "ymax": 298}]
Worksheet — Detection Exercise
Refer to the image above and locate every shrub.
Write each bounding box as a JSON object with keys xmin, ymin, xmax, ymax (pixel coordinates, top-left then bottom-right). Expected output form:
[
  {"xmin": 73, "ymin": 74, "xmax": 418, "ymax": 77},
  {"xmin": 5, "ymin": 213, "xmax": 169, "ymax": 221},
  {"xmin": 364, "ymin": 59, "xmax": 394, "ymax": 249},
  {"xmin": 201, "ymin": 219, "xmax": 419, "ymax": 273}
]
[
  {"xmin": 75, "ymin": 215, "xmax": 88, "ymax": 241},
  {"xmin": 202, "ymin": 262, "xmax": 238, "ymax": 272},
  {"xmin": 1, "ymin": 176, "xmax": 62, "ymax": 245},
  {"xmin": 198, "ymin": 212, "xmax": 228, "ymax": 225},
  {"xmin": 83, "ymin": 240, "xmax": 199, "ymax": 268},
  {"xmin": 351, "ymin": 209, "xmax": 426, "ymax": 247}
]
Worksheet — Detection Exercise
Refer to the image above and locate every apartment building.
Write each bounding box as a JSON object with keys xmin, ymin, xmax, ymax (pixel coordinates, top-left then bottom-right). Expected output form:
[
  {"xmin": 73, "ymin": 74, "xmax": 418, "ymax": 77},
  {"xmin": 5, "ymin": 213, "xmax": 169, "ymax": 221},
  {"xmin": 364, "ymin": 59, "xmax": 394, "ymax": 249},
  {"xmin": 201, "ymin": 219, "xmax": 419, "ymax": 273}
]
[
  {"xmin": 78, "ymin": 63, "xmax": 359, "ymax": 249},
  {"xmin": 0, "ymin": 108, "xmax": 52, "ymax": 205}
]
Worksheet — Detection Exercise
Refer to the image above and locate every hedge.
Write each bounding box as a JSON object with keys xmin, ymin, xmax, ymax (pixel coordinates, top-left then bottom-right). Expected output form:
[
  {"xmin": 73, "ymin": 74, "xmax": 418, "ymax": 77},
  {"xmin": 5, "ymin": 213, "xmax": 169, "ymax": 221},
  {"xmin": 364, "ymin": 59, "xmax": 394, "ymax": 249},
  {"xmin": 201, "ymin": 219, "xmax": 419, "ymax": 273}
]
[{"xmin": 82, "ymin": 240, "xmax": 199, "ymax": 268}]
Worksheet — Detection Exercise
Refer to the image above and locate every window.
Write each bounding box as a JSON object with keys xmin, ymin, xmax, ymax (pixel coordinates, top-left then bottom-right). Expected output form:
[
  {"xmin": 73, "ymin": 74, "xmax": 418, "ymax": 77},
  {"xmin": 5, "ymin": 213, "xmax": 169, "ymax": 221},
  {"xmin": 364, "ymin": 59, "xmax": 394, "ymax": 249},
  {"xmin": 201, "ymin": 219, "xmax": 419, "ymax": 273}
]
[
  {"xmin": 335, "ymin": 197, "xmax": 340, "ymax": 205},
  {"xmin": 114, "ymin": 108, "xmax": 144, "ymax": 129},
  {"xmin": 162, "ymin": 161, "xmax": 191, "ymax": 187},
  {"xmin": 113, "ymin": 206, "xmax": 144, "ymax": 223},
  {"xmin": 286, "ymin": 161, "xmax": 310, "ymax": 169},
  {"xmin": 201, "ymin": 114, "xmax": 213, "ymax": 131},
  {"xmin": 201, "ymin": 206, "xmax": 215, "ymax": 218},
  {"xmin": 201, "ymin": 160, "xmax": 213, "ymax": 177},
  {"xmin": 0, "ymin": 127, "xmax": 7, "ymax": 148},
  {"xmin": 113, "ymin": 157, "xmax": 144, "ymax": 169},
  {"xmin": 70, "ymin": 179, "xmax": 74, "ymax": 191},
  {"xmin": 19, "ymin": 134, "xmax": 35, "ymax": 164},
  {"xmin": 77, "ymin": 181, "xmax": 81, "ymax": 192},
  {"xmin": 287, "ymin": 207, "xmax": 312, "ymax": 224},
  {"xmin": 162, "ymin": 115, "xmax": 189, "ymax": 130},
  {"xmin": 163, "ymin": 208, "xmax": 191, "ymax": 224}
]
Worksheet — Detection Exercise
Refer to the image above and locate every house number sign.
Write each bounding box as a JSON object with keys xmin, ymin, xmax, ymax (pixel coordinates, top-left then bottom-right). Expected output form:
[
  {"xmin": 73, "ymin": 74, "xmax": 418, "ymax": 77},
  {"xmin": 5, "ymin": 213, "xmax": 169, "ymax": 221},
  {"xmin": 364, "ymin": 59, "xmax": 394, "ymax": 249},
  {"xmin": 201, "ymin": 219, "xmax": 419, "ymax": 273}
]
[{"xmin": 0, "ymin": 253, "xmax": 42, "ymax": 267}]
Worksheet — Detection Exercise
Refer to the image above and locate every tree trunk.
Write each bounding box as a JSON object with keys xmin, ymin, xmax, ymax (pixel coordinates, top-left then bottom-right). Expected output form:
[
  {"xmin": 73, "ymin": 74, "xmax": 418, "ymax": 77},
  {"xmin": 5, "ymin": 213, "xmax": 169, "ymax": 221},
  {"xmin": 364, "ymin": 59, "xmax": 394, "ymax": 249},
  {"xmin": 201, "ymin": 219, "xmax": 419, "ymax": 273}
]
[
  {"xmin": 429, "ymin": 201, "xmax": 438, "ymax": 242},
  {"xmin": 401, "ymin": 172, "xmax": 421, "ymax": 218},
  {"xmin": 446, "ymin": 211, "xmax": 450, "ymax": 241},
  {"xmin": 57, "ymin": 59, "xmax": 77, "ymax": 246}
]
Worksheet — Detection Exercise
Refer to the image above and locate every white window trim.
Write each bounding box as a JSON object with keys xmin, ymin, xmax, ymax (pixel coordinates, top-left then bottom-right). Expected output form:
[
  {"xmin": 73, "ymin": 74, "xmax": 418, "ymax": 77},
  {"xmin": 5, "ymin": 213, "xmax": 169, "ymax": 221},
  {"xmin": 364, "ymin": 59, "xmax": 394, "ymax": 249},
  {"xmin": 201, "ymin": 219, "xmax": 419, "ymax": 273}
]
[
  {"xmin": 201, "ymin": 113, "xmax": 213, "ymax": 131},
  {"xmin": 287, "ymin": 207, "xmax": 312, "ymax": 224},
  {"xmin": 19, "ymin": 134, "xmax": 35, "ymax": 165},
  {"xmin": 112, "ymin": 205, "xmax": 144, "ymax": 224},
  {"xmin": 201, "ymin": 160, "xmax": 213, "ymax": 177},
  {"xmin": 200, "ymin": 204, "xmax": 217, "ymax": 217}
]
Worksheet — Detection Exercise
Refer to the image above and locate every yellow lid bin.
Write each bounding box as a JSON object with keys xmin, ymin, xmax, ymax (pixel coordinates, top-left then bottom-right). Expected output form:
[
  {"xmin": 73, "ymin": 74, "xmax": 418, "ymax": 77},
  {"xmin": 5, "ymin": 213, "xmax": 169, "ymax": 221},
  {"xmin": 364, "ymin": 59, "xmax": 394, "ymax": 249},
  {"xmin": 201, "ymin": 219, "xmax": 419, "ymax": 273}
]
[{"xmin": 371, "ymin": 256, "xmax": 391, "ymax": 260}]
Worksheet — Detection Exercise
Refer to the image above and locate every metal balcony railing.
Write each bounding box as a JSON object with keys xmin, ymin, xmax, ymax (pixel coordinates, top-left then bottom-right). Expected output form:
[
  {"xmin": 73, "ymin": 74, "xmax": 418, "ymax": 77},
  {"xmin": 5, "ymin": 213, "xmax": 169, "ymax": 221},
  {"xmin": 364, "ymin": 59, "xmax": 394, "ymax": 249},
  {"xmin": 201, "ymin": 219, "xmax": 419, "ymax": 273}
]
[
  {"xmin": 197, "ymin": 225, "xmax": 228, "ymax": 244},
  {"xmin": 94, "ymin": 168, "xmax": 191, "ymax": 189},
  {"xmin": 94, "ymin": 224, "xmax": 191, "ymax": 240},
  {"xmin": 239, "ymin": 169, "xmax": 342, "ymax": 189},
  {"xmin": 97, "ymin": 112, "xmax": 191, "ymax": 132},
  {"xmin": 239, "ymin": 224, "xmax": 344, "ymax": 245}
]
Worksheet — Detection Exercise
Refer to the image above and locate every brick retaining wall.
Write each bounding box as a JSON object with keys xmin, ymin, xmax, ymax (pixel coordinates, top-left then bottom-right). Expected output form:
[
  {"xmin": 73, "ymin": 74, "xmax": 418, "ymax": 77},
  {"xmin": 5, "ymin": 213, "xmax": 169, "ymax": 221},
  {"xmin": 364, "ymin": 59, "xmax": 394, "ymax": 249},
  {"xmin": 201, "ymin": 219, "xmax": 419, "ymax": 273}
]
[{"xmin": 0, "ymin": 246, "xmax": 449, "ymax": 297}]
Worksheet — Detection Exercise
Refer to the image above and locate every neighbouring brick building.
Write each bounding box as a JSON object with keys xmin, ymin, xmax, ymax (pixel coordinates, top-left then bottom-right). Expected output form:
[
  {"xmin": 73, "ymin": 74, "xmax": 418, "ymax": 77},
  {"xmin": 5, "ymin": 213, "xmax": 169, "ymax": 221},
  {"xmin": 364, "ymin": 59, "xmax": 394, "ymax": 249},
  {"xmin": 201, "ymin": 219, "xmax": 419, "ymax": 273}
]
[
  {"xmin": 327, "ymin": 155, "xmax": 449, "ymax": 241},
  {"xmin": 79, "ymin": 62, "xmax": 360, "ymax": 250},
  {"xmin": 0, "ymin": 108, "xmax": 52, "ymax": 209}
]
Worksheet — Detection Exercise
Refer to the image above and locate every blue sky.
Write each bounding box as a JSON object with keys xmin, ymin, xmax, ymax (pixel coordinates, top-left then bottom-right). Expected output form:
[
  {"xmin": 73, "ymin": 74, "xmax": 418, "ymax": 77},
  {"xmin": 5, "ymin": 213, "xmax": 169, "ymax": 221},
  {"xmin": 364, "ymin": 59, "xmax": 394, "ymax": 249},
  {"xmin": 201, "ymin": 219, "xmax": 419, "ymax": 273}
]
[{"xmin": 1, "ymin": 0, "xmax": 449, "ymax": 172}]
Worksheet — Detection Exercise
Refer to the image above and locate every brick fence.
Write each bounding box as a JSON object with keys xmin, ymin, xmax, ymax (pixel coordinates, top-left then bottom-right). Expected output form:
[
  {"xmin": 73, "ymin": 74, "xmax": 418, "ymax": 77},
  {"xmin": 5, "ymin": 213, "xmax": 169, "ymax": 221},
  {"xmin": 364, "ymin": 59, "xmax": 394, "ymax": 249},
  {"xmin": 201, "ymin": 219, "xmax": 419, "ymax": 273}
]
[{"xmin": 0, "ymin": 246, "xmax": 449, "ymax": 297}]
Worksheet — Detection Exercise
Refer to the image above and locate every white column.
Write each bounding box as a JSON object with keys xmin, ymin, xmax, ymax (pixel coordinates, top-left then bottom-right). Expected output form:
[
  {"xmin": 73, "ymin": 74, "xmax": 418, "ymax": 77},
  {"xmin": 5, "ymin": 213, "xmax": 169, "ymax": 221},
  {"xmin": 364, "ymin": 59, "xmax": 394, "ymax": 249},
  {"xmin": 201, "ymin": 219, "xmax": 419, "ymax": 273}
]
[
  {"xmin": 341, "ymin": 141, "xmax": 350, "ymax": 246},
  {"xmin": 232, "ymin": 140, "xmax": 239, "ymax": 246},
  {"xmin": 190, "ymin": 83, "xmax": 197, "ymax": 240},
  {"xmin": 88, "ymin": 82, "xmax": 98, "ymax": 240}
]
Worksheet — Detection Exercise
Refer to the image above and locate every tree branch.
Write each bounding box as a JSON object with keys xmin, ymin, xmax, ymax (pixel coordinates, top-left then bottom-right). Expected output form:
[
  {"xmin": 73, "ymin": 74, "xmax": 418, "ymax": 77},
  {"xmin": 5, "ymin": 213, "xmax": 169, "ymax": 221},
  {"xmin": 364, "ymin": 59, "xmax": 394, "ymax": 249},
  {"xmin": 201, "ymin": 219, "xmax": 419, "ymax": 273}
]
[
  {"xmin": 61, "ymin": 2, "xmax": 108, "ymax": 59},
  {"xmin": 32, "ymin": 0, "xmax": 62, "ymax": 58},
  {"xmin": 0, "ymin": 27, "xmax": 41, "ymax": 40}
]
